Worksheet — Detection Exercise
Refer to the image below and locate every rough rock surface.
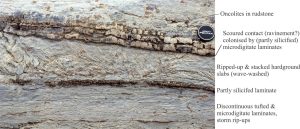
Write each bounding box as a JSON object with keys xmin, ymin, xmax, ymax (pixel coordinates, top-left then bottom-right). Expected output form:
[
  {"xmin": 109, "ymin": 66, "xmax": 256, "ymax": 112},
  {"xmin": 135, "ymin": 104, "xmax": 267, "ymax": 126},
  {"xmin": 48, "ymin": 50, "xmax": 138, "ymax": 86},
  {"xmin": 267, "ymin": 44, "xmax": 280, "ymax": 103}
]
[
  {"xmin": 0, "ymin": 0, "xmax": 215, "ymax": 129},
  {"xmin": 0, "ymin": 84, "xmax": 214, "ymax": 129},
  {"xmin": 0, "ymin": 33, "xmax": 214, "ymax": 87},
  {"xmin": 0, "ymin": 0, "xmax": 215, "ymax": 56}
]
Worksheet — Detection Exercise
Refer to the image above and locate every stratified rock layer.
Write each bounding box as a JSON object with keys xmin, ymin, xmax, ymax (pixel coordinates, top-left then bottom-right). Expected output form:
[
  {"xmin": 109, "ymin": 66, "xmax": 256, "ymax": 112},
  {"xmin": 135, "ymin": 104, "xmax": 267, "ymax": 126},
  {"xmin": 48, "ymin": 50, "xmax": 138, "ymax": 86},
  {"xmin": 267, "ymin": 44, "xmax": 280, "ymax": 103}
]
[
  {"xmin": 0, "ymin": 84, "xmax": 214, "ymax": 129},
  {"xmin": 0, "ymin": 0, "xmax": 215, "ymax": 56},
  {"xmin": 0, "ymin": 33, "xmax": 214, "ymax": 89},
  {"xmin": 0, "ymin": 0, "xmax": 215, "ymax": 129}
]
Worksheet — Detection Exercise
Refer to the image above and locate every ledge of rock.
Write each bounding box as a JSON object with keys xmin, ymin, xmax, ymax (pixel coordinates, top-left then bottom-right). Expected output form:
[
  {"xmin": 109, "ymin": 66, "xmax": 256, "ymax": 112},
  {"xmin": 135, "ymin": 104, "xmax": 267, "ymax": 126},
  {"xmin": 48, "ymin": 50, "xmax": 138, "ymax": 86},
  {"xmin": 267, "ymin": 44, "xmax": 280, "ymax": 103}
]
[
  {"xmin": 0, "ymin": 0, "xmax": 215, "ymax": 129},
  {"xmin": 0, "ymin": 33, "xmax": 214, "ymax": 90},
  {"xmin": 0, "ymin": 0, "xmax": 214, "ymax": 56}
]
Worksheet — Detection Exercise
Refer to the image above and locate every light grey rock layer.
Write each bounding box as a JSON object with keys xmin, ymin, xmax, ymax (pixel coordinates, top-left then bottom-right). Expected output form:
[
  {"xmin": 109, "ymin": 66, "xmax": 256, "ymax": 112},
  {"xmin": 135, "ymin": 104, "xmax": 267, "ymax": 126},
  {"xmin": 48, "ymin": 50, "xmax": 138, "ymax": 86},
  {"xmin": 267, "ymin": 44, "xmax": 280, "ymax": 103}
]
[{"xmin": 0, "ymin": 84, "xmax": 214, "ymax": 129}]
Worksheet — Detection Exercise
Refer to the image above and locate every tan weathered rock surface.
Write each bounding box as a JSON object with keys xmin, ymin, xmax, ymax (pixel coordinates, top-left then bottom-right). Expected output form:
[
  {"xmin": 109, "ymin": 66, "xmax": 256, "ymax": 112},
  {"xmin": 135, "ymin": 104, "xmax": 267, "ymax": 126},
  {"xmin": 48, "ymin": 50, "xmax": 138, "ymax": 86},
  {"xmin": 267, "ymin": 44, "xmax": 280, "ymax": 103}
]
[
  {"xmin": 0, "ymin": 0, "xmax": 215, "ymax": 56},
  {"xmin": 0, "ymin": 0, "xmax": 215, "ymax": 128}
]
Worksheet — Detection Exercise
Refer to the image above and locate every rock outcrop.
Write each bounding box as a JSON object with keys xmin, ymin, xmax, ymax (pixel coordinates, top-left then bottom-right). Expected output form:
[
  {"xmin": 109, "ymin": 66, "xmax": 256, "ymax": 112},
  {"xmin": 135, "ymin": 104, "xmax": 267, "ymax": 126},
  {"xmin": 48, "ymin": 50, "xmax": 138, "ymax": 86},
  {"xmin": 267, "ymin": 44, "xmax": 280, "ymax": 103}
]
[
  {"xmin": 0, "ymin": 0, "xmax": 215, "ymax": 128},
  {"xmin": 0, "ymin": 0, "xmax": 214, "ymax": 56}
]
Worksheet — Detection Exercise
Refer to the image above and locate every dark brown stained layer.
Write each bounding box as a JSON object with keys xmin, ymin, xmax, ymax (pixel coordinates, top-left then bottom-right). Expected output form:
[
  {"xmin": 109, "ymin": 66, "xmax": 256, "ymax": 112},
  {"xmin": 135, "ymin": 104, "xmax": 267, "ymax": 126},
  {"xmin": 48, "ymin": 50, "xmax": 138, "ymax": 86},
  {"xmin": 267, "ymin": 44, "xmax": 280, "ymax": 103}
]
[
  {"xmin": 45, "ymin": 79, "xmax": 138, "ymax": 87},
  {"xmin": 42, "ymin": 79, "xmax": 215, "ymax": 92},
  {"xmin": 146, "ymin": 80, "xmax": 215, "ymax": 92}
]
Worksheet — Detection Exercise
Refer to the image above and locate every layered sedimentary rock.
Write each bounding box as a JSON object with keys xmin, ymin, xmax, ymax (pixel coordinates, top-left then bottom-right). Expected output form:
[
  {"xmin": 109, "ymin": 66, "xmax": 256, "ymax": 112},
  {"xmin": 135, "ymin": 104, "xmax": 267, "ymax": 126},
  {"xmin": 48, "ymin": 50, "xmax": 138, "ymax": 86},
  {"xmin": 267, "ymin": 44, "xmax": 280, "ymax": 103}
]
[
  {"xmin": 0, "ymin": 84, "xmax": 214, "ymax": 129},
  {"xmin": 0, "ymin": 0, "xmax": 215, "ymax": 128},
  {"xmin": 0, "ymin": 0, "xmax": 214, "ymax": 56},
  {"xmin": 0, "ymin": 32, "xmax": 214, "ymax": 91}
]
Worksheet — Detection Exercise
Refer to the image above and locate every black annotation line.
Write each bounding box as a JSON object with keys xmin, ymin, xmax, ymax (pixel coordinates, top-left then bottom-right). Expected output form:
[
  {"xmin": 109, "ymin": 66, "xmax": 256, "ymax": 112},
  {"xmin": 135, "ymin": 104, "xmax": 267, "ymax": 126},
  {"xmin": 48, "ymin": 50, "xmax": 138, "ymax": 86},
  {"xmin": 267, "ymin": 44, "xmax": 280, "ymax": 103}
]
[{"xmin": 216, "ymin": 45, "xmax": 222, "ymax": 56}]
